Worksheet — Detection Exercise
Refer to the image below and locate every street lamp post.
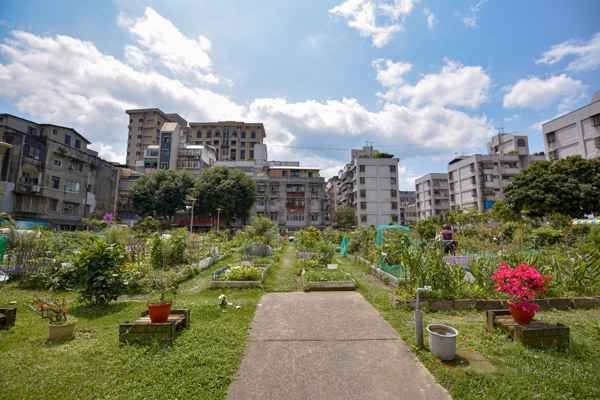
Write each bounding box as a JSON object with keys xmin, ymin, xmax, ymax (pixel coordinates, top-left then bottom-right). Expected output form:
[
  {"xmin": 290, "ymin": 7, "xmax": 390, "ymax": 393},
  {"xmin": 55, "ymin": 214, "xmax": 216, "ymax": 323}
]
[
  {"xmin": 216, "ymin": 207, "xmax": 223, "ymax": 232},
  {"xmin": 186, "ymin": 196, "xmax": 197, "ymax": 235}
]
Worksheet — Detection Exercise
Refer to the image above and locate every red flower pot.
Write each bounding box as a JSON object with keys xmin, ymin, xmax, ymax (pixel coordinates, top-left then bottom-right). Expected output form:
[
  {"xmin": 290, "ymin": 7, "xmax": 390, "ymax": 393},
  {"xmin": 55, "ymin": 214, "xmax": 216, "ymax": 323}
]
[
  {"xmin": 509, "ymin": 302, "xmax": 536, "ymax": 325},
  {"xmin": 148, "ymin": 303, "xmax": 172, "ymax": 323}
]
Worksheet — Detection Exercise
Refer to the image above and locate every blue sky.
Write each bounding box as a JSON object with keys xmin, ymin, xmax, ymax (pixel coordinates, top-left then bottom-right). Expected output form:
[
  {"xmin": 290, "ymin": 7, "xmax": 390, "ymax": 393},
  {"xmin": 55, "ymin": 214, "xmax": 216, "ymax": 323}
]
[{"xmin": 1, "ymin": 0, "xmax": 599, "ymax": 189}]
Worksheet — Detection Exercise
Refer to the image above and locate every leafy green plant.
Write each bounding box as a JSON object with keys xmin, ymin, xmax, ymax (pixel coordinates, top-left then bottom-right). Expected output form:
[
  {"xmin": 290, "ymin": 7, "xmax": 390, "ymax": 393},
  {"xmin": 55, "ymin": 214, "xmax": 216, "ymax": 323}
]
[
  {"xmin": 30, "ymin": 297, "xmax": 70, "ymax": 324},
  {"xmin": 75, "ymin": 239, "xmax": 126, "ymax": 305},
  {"xmin": 219, "ymin": 265, "xmax": 262, "ymax": 281},
  {"xmin": 303, "ymin": 268, "xmax": 351, "ymax": 282}
]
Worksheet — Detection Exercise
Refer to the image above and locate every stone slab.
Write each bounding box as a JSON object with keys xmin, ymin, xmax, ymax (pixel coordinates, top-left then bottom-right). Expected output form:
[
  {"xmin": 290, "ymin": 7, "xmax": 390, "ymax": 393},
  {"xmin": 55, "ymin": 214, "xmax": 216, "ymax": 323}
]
[
  {"xmin": 228, "ymin": 292, "xmax": 450, "ymax": 400},
  {"xmin": 249, "ymin": 292, "xmax": 399, "ymax": 341}
]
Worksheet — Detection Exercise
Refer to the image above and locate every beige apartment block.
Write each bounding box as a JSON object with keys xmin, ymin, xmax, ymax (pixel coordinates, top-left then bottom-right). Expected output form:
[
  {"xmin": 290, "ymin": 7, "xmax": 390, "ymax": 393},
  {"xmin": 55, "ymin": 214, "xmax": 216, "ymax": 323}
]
[
  {"xmin": 415, "ymin": 173, "xmax": 449, "ymax": 221},
  {"xmin": 189, "ymin": 121, "xmax": 266, "ymax": 161},
  {"xmin": 542, "ymin": 91, "xmax": 600, "ymax": 161}
]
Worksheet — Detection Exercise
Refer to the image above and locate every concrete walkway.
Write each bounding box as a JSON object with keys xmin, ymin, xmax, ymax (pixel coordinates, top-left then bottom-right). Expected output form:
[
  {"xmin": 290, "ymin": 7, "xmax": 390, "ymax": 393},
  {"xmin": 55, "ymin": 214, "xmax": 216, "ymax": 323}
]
[{"xmin": 227, "ymin": 292, "xmax": 451, "ymax": 400}]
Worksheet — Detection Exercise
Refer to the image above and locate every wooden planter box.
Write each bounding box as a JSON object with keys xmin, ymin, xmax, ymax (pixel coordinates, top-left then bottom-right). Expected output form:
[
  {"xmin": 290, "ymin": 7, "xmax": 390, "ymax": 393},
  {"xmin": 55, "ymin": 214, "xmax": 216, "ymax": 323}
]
[
  {"xmin": 209, "ymin": 265, "xmax": 270, "ymax": 288},
  {"xmin": 0, "ymin": 307, "xmax": 16, "ymax": 330},
  {"xmin": 486, "ymin": 309, "xmax": 570, "ymax": 350},
  {"xmin": 119, "ymin": 309, "xmax": 190, "ymax": 344},
  {"xmin": 301, "ymin": 269, "xmax": 356, "ymax": 292}
]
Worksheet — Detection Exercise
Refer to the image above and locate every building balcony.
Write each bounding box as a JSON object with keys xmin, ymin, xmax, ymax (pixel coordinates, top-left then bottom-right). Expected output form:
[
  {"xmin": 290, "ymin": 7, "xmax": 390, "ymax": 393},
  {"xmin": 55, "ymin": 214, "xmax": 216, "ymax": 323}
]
[
  {"xmin": 286, "ymin": 191, "xmax": 305, "ymax": 197},
  {"xmin": 15, "ymin": 182, "xmax": 41, "ymax": 194}
]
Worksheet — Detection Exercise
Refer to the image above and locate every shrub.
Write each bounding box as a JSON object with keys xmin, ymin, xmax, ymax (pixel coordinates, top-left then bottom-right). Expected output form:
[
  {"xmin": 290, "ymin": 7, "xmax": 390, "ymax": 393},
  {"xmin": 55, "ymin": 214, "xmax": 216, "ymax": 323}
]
[
  {"xmin": 296, "ymin": 227, "xmax": 322, "ymax": 251},
  {"xmin": 219, "ymin": 265, "xmax": 262, "ymax": 281},
  {"xmin": 75, "ymin": 239, "xmax": 126, "ymax": 305},
  {"xmin": 530, "ymin": 225, "xmax": 564, "ymax": 246}
]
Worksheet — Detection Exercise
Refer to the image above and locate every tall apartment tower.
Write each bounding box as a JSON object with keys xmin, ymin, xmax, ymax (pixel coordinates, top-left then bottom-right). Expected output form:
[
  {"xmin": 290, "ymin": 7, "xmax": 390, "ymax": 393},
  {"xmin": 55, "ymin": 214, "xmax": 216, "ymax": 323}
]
[
  {"xmin": 126, "ymin": 109, "xmax": 187, "ymax": 167},
  {"xmin": 188, "ymin": 122, "xmax": 266, "ymax": 161},
  {"xmin": 415, "ymin": 173, "xmax": 449, "ymax": 221},
  {"xmin": 542, "ymin": 91, "xmax": 600, "ymax": 161},
  {"xmin": 448, "ymin": 133, "xmax": 544, "ymax": 212},
  {"xmin": 332, "ymin": 146, "xmax": 400, "ymax": 227}
]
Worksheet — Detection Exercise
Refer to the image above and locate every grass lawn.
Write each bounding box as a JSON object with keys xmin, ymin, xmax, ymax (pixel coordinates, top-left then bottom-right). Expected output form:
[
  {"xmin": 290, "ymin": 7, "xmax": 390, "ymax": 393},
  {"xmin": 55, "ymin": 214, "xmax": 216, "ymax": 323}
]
[
  {"xmin": 337, "ymin": 255, "xmax": 600, "ymax": 400},
  {"xmin": 0, "ymin": 254, "xmax": 262, "ymax": 400},
  {"xmin": 262, "ymin": 245, "xmax": 299, "ymax": 292}
]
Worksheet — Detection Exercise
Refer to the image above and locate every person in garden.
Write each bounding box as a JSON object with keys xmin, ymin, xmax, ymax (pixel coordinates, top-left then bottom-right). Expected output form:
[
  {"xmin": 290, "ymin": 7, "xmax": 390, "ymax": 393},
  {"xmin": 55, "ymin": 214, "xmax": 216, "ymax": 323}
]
[{"xmin": 440, "ymin": 224, "xmax": 457, "ymax": 255}]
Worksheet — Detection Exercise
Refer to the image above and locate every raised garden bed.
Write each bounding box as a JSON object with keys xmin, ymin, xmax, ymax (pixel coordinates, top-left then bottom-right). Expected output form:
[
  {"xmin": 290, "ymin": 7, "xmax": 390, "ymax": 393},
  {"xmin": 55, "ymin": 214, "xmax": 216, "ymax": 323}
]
[
  {"xmin": 486, "ymin": 309, "xmax": 570, "ymax": 349},
  {"xmin": 209, "ymin": 264, "xmax": 270, "ymax": 288},
  {"xmin": 301, "ymin": 268, "xmax": 356, "ymax": 292},
  {"xmin": 394, "ymin": 296, "xmax": 600, "ymax": 312},
  {"xmin": 119, "ymin": 309, "xmax": 190, "ymax": 344},
  {"xmin": 0, "ymin": 307, "xmax": 16, "ymax": 330}
]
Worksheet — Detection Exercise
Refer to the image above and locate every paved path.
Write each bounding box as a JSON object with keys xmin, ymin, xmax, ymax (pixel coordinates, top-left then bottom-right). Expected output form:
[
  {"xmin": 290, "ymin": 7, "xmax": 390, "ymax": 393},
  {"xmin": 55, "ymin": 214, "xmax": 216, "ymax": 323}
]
[{"xmin": 227, "ymin": 292, "xmax": 451, "ymax": 400}]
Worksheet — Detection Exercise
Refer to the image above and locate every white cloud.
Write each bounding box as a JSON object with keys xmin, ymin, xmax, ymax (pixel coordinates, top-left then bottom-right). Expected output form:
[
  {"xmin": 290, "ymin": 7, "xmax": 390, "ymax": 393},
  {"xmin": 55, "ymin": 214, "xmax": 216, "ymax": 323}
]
[
  {"xmin": 329, "ymin": 0, "xmax": 417, "ymax": 47},
  {"xmin": 376, "ymin": 58, "xmax": 491, "ymax": 109},
  {"xmin": 372, "ymin": 58, "xmax": 412, "ymax": 87},
  {"xmin": 423, "ymin": 8, "xmax": 437, "ymax": 30},
  {"xmin": 0, "ymin": 7, "xmax": 494, "ymax": 179},
  {"xmin": 536, "ymin": 32, "xmax": 600, "ymax": 72},
  {"xmin": 462, "ymin": 0, "xmax": 487, "ymax": 28},
  {"xmin": 117, "ymin": 7, "xmax": 219, "ymax": 84},
  {"xmin": 502, "ymin": 74, "xmax": 586, "ymax": 111}
]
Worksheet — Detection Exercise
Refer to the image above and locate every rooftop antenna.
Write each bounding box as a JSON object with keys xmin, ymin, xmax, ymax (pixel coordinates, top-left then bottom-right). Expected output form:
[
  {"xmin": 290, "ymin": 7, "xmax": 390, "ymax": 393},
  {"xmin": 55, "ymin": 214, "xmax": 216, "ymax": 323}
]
[{"xmin": 496, "ymin": 126, "xmax": 505, "ymax": 134}]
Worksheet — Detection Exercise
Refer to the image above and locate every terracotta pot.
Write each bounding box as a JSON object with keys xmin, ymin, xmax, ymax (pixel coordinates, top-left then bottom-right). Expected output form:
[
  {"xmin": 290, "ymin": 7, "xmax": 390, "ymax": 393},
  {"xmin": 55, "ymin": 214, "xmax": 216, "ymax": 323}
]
[
  {"xmin": 509, "ymin": 302, "xmax": 535, "ymax": 325},
  {"xmin": 48, "ymin": 320, "xmax": 76, "ymax": 341},
  {"xmin": 148, "ymin": 303, "xmax": 172, "ymax": 323}
]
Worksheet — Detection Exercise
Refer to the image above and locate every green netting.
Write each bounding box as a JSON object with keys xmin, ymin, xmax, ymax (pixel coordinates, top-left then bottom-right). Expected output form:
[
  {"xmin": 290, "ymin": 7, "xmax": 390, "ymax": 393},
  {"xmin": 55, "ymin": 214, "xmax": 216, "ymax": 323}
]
[
  {"xmin": 379, "ymin": 262, "xmax": 407, "ymax": 279},
  {"xmin": 374, "ymin": 224, "xmax": 412, "ymax": 247},
  {"xmin": 339, "ymin": 235, "xmax": 349, "ymax": 256}
]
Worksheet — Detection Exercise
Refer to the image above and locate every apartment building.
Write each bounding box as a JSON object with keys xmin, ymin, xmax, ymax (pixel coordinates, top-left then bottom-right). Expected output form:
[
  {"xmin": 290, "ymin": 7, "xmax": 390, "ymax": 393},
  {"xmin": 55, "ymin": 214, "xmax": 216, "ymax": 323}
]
[
  {"xmin": 332, "ymin": 146, "xmax": 400, "ymax": 227},
  {"xmin": 126, "ymin": 108, "xmax": 187, "ymax": 167},
  {"xmin": 542, "ymin": 91, "xmax": 600, "ymax": 161},
  {"xmin": 126, "ymin": 108, "xmax": 266, "ymax": 167},
  {"xmin": 415, "ymin": 173, "xmax": 449, "ymax": 221},
  {"xmin": 0, "ymin": 114, "xmax": 118, "ymax": 228},
  {"xmin": 114, "ymin": 164, "xmax": 143, "ymax": 225},
  {"xmin": 326, "ymin": 175, "xmax": 339, "ymax": 225},
  {"xmin": 398, "ymin": 190, "xmax": 417, "ymax": 225},
  {"xmin": 137, "ymin": 122, "xmax": 216, "ymax": 176},
  {"xmin": 448, "ymin": 133, "xmax": 544, "ymax": 212},
  {"xmin": 189, "ymin": 121, "xmax": 266, "ymax": 162}
]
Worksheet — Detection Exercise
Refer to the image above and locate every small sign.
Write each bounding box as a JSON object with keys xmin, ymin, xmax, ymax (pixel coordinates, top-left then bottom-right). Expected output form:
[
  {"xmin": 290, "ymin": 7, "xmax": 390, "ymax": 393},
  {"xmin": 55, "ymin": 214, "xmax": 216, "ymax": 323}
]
[{"xmin": 327, "ymin": 264, "xmax": 338, "ymax": 270}]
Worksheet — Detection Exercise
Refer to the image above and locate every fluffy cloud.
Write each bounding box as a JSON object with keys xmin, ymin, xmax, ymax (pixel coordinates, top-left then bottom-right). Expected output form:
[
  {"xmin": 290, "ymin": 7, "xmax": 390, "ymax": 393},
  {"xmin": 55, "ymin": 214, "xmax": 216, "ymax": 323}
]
[
  {"xmin": 329, "ymin": 0, "xmax": 417, "ymax": 47},
  {"xmin": 376, "ymin": 59, "xmax": 491, "ymax": 109},
  {"xmin": 536, "ymin": 32, "xmax": 600, "ymax": 72},
  {"xmin": 423, "ymin": 8, "xmax": 437, "ymax": 30},
  {"xmin": 0, "ymin": 7, "xmax": 494, "ymax": 181},
  {"xmin": 502, "ymin": 74, "xmax": 586, "ymax": 110},
  {"xmin": 118, "ymin": 7, "xmax": 219, "ymax": 84}
]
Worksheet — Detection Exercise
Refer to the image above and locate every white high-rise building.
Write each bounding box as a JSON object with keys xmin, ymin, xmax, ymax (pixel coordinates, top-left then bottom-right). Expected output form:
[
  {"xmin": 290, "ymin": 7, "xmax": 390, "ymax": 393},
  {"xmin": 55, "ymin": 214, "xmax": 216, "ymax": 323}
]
[
  {"xmin": 415, "ymin": 173, "xmax": 449, "ymax": 221},
  {"xmin": 542, "ymin": 91, "xmax": 600, "ymax": 161}
]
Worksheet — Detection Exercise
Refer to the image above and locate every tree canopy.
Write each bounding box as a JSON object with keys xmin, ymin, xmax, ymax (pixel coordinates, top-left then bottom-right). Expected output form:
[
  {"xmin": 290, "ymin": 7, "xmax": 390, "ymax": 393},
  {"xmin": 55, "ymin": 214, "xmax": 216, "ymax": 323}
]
[
  {"xmin": 130, "ymin": 170, "xmax": 197, "ymax": 220},
  {"xmin": 195, "ymin": 166, "xmax": 256, "ymax": 224},
  {"xmin": 334, "ymin": 206, "xmax": 356, "ymax": 229},
  {"xmin": 504, "ymin": 156, "xmax": 600, "ymax": 218}
]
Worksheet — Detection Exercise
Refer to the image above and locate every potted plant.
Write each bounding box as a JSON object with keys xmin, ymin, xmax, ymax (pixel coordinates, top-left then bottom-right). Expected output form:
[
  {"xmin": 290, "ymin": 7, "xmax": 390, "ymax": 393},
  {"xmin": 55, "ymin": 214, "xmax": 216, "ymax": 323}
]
[
  {"xmin": 31, "ymin": 297, "xmax": 76, "ymax": 341},
  {"xmin": 492, "ymin": 262, "xmax": 549, "ymax": 325},
  {"xmin": 147, "ymin": 275, "xmax": 176, "ymax": 323}
]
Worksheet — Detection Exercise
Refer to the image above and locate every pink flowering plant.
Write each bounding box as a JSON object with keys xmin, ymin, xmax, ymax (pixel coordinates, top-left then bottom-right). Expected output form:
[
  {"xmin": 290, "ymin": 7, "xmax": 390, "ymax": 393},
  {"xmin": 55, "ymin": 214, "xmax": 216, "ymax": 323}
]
[{"xmin": 491, "ymin": 262, "xmax": 550, "ymax": 314}]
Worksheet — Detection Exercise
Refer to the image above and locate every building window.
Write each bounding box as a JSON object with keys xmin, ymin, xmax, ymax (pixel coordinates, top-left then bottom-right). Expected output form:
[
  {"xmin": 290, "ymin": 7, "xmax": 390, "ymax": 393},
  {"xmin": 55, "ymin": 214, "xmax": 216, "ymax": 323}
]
[
  {"xmin": 53, "ymin": 159, "xmax": 62, "ymax": 168},
  {"xmin": 251, "ymin": 131, "xmax": 256, "ymax": 139},
  {"xmin": 51, "ymin": 176, "xmax": 60, "ymax": 190},
  {"xmin": 65, "ymin": 180, "xmax": 80, "ymax": 193},
  {"xmin": 360, "ymin": 189, "xmax": 366, "ymax": 198},
  {"xmin": 160, "ymin": 162, "xmax": 169, "ymax": 169},
  {"xmin": 75, "ymin": 139, "xmax": 81, "ymax": 149},
  {"xmin": 197, "ymin": 130, "xmax": 202, "ymax": 138},
  {"xmin": 360, "ymin": 202, "xmax": 366, "ymax": 210},
  {"xmin": 391, "ymin": 190, "xmax": 397, "ymax": 198},
  {"xmin": 207, "ymin": 131, "xmax": 212, "ymax": 138},
  {"xmin": 311, "ymin": 213, "xmax": 319, "ymax": 222},
  {"xmin": 391, "ymin": 201, "xmax": 398, "ymax": 210},
  {"xmin": 359, "ymin": 165, "xmax": 365, "ymax": 173},
  {"xmin": 241, "ymin": 131, "xmax": 246, "ymax": 138},
  {"xmin": 517, "ymin": 138, "xmax": 526, "ymax": 147},
  {"xmin": 360, "ymin": 215, "xmax": 367, "ymax": 223},
  {"xmin": 391, "ymin": 177, "xmax": 397, "ymax": 185},
  {"xmin": 391, "ymin": 215, "xmax": 398, "ymax": 223},
  {"xmin": 592, "ymin": 114, "xmax": 600, "ymax": 127},
  {"xmin": 389, "ymin": 165, "xmax": 396, "ymax": 173},
  {"xmin": 250, "ymin": 150, "xmax": 254, "ymax": 159},
  {"xmin": 359, "ymin": 177, "xmax": 365, "ymax": 184},
  {"xmin": 241, "ymin": 149, "xmax": 246, "ymax": 159}
]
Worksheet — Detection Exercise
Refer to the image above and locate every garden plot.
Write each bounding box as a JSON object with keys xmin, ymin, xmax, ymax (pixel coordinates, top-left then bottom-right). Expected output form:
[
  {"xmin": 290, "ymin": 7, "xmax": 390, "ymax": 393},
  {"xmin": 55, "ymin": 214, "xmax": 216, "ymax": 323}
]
[{"xmin": 210, "ymin": 263, "xmax": 271, "ymax": 288}]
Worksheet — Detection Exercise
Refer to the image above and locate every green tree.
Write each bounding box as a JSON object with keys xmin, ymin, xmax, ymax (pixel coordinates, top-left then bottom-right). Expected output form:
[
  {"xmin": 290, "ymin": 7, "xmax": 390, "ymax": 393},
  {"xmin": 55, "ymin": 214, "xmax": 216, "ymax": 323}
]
[
  {"xmin": 195, "ymin": 166, "xmax": 256, "ymax": 225},
  {"xmin": 334, "ymin": 206, "xmax": 356, "ymax": 229},
  {"xmin": 504, "ymin": 156, "xmax": 600, "ymax": 218},
  {"xmin": 130, "ymin": 170, "xmax": 198, "ymax": 221}
]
